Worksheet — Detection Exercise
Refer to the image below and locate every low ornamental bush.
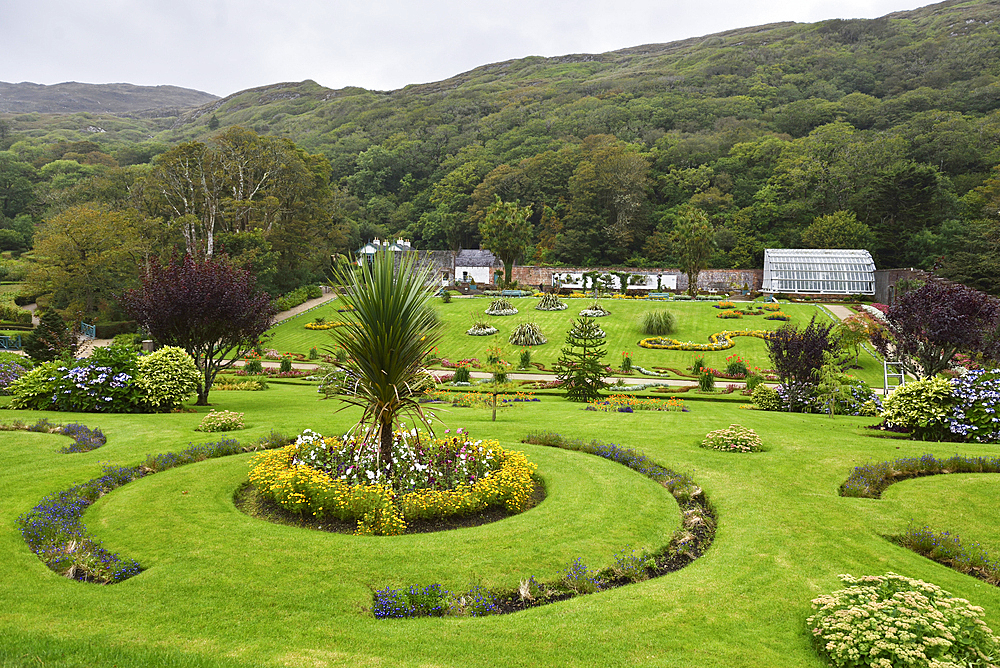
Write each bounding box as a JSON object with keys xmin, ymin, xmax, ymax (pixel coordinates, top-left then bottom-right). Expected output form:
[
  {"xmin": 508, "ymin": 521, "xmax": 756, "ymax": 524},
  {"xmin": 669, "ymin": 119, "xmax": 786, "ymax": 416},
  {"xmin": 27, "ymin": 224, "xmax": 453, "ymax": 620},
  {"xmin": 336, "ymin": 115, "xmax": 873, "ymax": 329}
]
[
  {"xmin": 8, "ymin": 345, "xmax": 200, "ymax": 413},
  {"xmin": 751, "ymin": 385, "xmax": 782, "ymax": 411},
  {"xmin": 807, "ymin": 573, "xmax": 1000, "ymax": 668},
  {"xmin": 0, "ymin": 359, "xmax": 28, "ymax": 395},
  {"xmin": 0, "ymin": 420, "xmax": 107, "ymax": 453},
  {"xmin": 948, "ymin": 369, "xmax": 1000, "ymax": 443},
  {"xmin": 880, "ymin": 377, "xmax": 954, "ymax": 440},
  {"xmin": 896, "ymin": 523, "xmax": 1000, "ymax": 586},
  {"xmin": 701, "ymin": 424, "xmax": 762, "ymax": 453},
  {"xmin": 195, "ymin": 410, "xmax": 245, "ymax": 432},
  {"xmin": 466, "ymin": 320, "xmax": 498, "ymax": 336},
  {"xmin": 135, "ymin": 346, "xmax": 201, "ymax": 412}
]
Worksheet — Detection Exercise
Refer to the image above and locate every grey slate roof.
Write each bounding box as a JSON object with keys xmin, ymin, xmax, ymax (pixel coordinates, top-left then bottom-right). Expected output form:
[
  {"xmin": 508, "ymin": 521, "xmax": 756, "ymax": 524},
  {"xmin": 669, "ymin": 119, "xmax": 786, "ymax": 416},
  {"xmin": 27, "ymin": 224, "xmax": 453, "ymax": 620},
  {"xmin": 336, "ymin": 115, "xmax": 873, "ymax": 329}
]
[{"xmin": 455, "ymin": 249, "xmax": 502, "ymax": 268}]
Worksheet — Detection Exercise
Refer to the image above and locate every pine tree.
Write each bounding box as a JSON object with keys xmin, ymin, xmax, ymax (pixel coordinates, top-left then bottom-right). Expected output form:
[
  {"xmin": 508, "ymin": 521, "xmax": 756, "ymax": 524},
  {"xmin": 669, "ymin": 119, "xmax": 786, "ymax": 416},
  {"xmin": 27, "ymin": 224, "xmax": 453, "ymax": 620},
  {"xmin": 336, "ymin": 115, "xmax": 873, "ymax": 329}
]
[
  {"xmin": 22, "ymin": 309, "xmax": 77, "ymax": 362},
  {"xmin": 555, "ymin": 317, "xmax": 608, "ymax": 402}
]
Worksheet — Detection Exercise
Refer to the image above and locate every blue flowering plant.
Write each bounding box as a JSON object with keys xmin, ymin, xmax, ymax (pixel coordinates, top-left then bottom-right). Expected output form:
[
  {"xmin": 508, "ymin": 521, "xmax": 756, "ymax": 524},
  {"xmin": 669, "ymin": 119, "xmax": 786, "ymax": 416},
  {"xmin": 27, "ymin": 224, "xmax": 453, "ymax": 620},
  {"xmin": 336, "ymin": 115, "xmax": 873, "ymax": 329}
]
[
  {"xmin": 0, "ymin": 358, "xmax": 28, "ymax": 395},
  {"xmin": 947, "ymin": 368, "xmax": 1000, "ymax": 443}
]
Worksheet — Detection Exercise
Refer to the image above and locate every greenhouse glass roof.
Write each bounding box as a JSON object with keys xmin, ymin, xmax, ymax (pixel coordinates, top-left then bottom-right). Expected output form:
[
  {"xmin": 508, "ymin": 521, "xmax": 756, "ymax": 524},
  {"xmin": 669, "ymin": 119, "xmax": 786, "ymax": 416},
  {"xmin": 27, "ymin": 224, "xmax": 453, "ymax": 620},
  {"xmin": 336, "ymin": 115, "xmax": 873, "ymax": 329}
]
[{"xmin": 762, "ymin": 249, "xmax": 876, "ymax": 295}]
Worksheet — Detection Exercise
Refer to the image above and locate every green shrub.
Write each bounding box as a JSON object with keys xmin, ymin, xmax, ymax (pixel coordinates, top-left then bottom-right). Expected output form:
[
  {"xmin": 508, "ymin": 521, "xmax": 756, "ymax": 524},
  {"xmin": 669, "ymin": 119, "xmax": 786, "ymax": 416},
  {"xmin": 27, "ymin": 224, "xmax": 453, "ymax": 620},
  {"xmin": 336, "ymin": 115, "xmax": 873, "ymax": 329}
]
[
  {"xmin": 745, "ymin": 373, "xmax": 764, "ymax": 392},
  {"xmin": 306, "ymin": 285, "xmax": 323, "ymax": 299},
  {"xmin": 701, "ymin": 424, "xmax": 762, "ymax": 452},
  {"xmin": 0, "ymin": 302, "xmax": 31, "ymax": 324},
  {"xmin": 752, "ymin": 385, "xmax": 782, "ymax": 411},
  {"xmin": 880, "ymin": 377, "xmax": 953, "ymax": 439},
  {"xmin": 807, "ymin": 573, "xmax": 1000, "ymax": 668},
  {"xmin": 308, "ymin": 346, "xmax": 319, "ymax": 360},
  {"xmin": 518, "ymin": 348, "xmax": 532, "ymax": 369},
  {"xmin": 698, "ymin": 371, "xmax": 715, "ymax": 392},
  {"xmin": 94, "ymin": 321, "xmax": 137, "ymax": 339},
  {"xmin": 440, "ymin": 290, "xmax": 452, "ymax": 304},
  {"xmin": 136, "ymin": 346, "xmax": 201, "ymax": 411},
  {"xmin": 280, "ymin": 356, "xmax": 293, "ymax": 373},
  {"xmin": 641, "ymin": 310, "xmax": 676, "ymax": 336},
  {"xmin": 195, "ymin": 410, "xmax": 245, "ymax": 432},
  {"xmin": 452, "ymin": 365, "xmax": 471, "ymax": 383}
]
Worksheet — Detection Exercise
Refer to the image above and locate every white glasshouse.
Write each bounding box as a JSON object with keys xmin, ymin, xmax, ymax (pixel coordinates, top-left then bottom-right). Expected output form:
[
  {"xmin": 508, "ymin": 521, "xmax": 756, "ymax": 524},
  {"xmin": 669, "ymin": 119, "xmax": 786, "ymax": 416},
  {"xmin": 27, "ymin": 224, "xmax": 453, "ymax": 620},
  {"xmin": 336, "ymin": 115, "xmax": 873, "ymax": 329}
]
[{"xmin": 762, "ymin": 249, "xmax": 876, "ymax": 295}]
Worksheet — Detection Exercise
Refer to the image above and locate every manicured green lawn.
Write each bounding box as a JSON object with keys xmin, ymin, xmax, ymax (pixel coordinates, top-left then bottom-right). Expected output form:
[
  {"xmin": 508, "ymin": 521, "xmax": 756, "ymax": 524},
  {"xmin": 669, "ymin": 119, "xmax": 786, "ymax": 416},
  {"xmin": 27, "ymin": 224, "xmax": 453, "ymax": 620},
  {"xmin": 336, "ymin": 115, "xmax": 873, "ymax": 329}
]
[
  {"xmin": 2, "ymin": 383, "xmax": 998, "ymax": 667},
  {"xmin": 266, "ymin": 297, "xmax": 885, "ymax": 387}
]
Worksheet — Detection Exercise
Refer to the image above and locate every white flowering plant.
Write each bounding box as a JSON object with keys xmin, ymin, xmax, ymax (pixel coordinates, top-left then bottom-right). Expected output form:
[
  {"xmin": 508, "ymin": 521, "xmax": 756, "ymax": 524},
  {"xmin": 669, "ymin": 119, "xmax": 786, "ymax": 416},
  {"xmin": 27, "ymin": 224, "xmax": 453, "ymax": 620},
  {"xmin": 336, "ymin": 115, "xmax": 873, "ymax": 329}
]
[
  {"xmin": 292, "ymin": 427, "xmax": 504, "ymax": 494},
  {"xmin": 808, "ymin": 573, "xmax": 1000, "ymax": 668},
  {"xmin": 195, "ymin": 410, "xmax": 245, "ymax": 432},
  {"xmin": 700, "ymin": 424, "xmax": 762, "ymax": 453}
]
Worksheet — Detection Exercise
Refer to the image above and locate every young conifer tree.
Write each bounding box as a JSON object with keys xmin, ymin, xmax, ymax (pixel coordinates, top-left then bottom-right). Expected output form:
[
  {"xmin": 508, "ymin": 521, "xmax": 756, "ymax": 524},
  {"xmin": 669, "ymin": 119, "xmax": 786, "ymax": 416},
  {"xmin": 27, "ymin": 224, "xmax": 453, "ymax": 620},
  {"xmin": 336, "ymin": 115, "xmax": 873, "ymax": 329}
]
[{"xmin": 555, "ymin": 316, "xmax": 608, "ymax": 402}]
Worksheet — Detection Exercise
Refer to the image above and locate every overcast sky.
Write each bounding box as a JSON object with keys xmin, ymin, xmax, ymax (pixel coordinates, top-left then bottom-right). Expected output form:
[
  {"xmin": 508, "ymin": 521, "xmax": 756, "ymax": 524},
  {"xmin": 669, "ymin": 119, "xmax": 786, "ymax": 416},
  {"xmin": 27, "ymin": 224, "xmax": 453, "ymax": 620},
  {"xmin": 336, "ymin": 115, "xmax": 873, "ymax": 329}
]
[{"xmin": 3, "ymin": 0, "xmax": 927, "ymax": 97}]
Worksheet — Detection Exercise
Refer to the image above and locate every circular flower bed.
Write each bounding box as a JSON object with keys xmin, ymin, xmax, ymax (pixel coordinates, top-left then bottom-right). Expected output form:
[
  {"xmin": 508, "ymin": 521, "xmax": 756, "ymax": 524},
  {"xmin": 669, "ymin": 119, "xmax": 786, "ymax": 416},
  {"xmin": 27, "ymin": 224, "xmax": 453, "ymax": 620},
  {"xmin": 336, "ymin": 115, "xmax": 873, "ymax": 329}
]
[
  {"xmin": 579, "ymin": 303, "xmax": 610, "ymax": 317},
  {"xmin": 248, "ymin": 428, "xmax": 537, "ymax": 535},
  {"xmin": 466, "ymin": 323, "xmax": 498, "ymax": 336},
  {"xmin": 485, "ymin": 298, "xmax": 518, "ymax": 316}
]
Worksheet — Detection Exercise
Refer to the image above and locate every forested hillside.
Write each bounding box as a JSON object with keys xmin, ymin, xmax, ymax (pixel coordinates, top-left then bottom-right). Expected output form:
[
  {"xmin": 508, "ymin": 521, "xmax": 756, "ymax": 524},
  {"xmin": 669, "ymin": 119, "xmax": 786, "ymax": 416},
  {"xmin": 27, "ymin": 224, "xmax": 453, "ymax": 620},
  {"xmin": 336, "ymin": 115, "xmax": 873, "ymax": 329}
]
[{"xmin": 3, "ymin": 0, "xmax": 1000, "ymax": 321}]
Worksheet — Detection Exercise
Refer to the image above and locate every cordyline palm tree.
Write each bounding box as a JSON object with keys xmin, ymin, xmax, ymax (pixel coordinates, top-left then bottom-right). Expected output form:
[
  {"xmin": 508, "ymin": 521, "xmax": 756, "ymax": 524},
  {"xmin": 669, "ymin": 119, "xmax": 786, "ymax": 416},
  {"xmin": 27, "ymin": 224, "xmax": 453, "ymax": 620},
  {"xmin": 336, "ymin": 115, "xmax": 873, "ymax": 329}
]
[{"xmin": 327, "ymin": 250, "xmax": 442, "ymax": 477}]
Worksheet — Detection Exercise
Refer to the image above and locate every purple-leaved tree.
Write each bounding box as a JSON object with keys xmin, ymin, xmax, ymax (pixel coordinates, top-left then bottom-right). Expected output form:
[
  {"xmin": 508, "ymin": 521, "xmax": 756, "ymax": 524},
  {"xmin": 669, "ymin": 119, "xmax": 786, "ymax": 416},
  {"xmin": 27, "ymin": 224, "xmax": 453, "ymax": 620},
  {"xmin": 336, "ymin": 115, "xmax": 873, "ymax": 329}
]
[
  {"xmin": 121, "ymin": 255, "xmax": 276, "ymax": 405},
  {"xmin": 871, "ymin": 280, "xmax": 1000, "ymax": 378}
]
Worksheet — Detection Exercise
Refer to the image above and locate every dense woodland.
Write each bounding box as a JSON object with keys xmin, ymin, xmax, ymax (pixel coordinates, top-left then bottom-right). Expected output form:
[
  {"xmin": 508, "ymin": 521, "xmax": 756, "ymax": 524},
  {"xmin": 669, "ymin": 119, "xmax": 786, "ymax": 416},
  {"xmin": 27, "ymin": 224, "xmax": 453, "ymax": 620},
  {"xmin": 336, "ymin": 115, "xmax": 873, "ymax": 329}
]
[{"xmin": 4, "ymin": 0, "xmax": 1000, "ymax": 320}]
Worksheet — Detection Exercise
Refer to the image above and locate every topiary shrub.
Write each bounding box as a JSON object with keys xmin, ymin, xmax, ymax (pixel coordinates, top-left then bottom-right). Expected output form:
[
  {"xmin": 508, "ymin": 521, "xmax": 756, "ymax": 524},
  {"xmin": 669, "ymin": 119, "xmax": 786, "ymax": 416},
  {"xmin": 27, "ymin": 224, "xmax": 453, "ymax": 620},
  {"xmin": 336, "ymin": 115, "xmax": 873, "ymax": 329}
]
[
  {"xmin": 509, "ymin": 322, "xmax": 547, "ymax": 346},
  {"xmin": 880, "ymin": 376, "xmax": 954, "ymax": 440},
  {"xmin": 751, "ymin": 385, "xmax": 782, "ymax": 411},
  {"xmin": 807, "ymin": 573, "xmax": 1000, "ymax": 668},
  {"xmin": 641, "ymin": 310, "xmax": 676, "ymax": 336}
]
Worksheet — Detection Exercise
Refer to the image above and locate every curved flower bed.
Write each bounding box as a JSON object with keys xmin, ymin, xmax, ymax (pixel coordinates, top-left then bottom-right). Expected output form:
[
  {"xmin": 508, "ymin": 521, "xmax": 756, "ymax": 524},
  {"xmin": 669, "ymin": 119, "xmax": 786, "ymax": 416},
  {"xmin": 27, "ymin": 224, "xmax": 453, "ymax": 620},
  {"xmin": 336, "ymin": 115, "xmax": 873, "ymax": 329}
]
[
  {"xmin": 579, "ymin": 307, "xmax": 610, "ymax": 317},
  {"xmin": 16, "ymin": 431, "xmax": 289, "ymax": 584},
  {"xmin": 1, "ymin": 419, "xmax": 106, "ymax": 453},
  {"xmin": 248, "ymin": 429, "xmax": 537, "ymax": 535},
  {"xmin": 304, "ymin": 321, "xmax": 346, "ymax": 330},
  {"xmin": 639, "ymin": 329, "xmax": 776, "ymax": 351},
  {"xmin": 371, "ymin": 432, "xmax": 716, "ymax": 618},
  {"xmin": 535, "ymin": 294, "xmax": 567, "ymax": 311}
]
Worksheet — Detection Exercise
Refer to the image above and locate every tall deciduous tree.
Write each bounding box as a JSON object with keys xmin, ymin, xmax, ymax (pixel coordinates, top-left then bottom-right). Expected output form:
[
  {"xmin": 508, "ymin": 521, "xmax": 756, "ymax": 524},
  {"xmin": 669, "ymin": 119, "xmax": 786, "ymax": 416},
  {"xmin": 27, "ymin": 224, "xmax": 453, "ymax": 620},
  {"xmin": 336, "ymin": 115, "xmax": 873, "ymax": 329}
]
[
  {"xmin": 26, "ymin": 203, "xmax": 148, "ymax": 319},
  {"xmin": 801, "ymin": 210, "xmax": 874, "ymax": 250},
  {"xmin": 480, "ymin": 195, "xmax": 533, "ymax": 285},
  {"xmin": 669, "ymin": 205, "xmax": 714, "ymax": 296},
  {"xmin": 871, "ymin": 280, "xmax": 1000, "ymax": 378},
  {"xmin": 120, "ymin": 255, "xmax": 276, "ymax": 405}
]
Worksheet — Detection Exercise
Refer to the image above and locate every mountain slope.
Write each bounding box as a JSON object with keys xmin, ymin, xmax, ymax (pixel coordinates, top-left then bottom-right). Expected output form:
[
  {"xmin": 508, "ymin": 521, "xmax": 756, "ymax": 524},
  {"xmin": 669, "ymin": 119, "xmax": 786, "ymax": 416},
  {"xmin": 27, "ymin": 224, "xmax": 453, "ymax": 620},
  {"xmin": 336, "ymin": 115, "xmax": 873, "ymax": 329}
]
[{"xmin": 0, "ymin": 81, "xmax": 219, "ymax": 114}]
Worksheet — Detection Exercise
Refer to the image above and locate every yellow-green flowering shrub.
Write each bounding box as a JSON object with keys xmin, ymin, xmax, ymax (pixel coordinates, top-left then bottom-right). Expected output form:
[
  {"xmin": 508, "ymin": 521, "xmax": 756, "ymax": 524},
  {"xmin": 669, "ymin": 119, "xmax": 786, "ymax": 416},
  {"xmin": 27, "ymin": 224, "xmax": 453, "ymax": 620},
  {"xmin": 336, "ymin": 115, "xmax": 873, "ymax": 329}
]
[
  {"xmin": 808, "ymin": 573, "xmax": 999, "ymax": 668},
  {"xmin": 136, "ymin": 346, "xmax": 200, "ymax": 411}
]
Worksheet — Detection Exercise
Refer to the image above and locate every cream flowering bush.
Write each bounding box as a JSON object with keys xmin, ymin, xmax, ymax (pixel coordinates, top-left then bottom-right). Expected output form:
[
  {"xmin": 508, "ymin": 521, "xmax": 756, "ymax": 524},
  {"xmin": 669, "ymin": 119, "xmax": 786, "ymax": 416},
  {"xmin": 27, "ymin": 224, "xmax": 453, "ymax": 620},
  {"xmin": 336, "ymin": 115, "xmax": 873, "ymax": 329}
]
[
  {"xmin": 700, "ymin": 424, "xmax": 763, "ymax": 453},
  {"xmin": 195, "ymin": 410, "xmax": 245, "ymax": 432},
  {"xmin": 808, "ymin": 573, "xmax": 1000, "ymax": 668}
]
